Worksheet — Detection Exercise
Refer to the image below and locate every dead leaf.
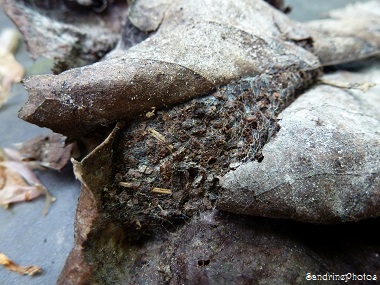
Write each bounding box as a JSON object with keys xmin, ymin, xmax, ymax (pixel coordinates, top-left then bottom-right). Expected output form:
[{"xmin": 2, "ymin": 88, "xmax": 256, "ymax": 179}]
[
  {"xmin": 306, "ymin": 0, "xmax": 380, "ymax": 66},
  {"xmin": 0, "ymin": 29, "xmax": 24, "ymax": 109},
  {"xmin": 2, "ymin": 0, "xmax": 129, "ymax": 73},
  {"xmin": 0, "ymin": 252, "xmax": 42, "ymax": 276},
  {"xmin": 16, "ymin": 0, "xmax": 320, "ymax": 139},
  {"xmin": 217, "ymin": 66, "xmax": 380, "ymax": 223},
  {"xmin": 16, "ymin": 133, "xmax": 73, "ymax": 171},
  {"xmin": 0, "ymin": 147, "xmax": 56, "ymax": 215}
]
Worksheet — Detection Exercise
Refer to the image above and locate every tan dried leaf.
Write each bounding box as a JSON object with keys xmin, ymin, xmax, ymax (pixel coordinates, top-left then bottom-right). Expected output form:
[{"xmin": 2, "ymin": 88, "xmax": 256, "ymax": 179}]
[
  {"xmin": 0, "ymin": 252, "xmax": 42, "ymax": 276},
  {"xmin": 0, "ymin": 147, "xmax": 56, "ymax": 215},
  {"xmin": 0, "ymin": 29, "xmax": 24, "ymax": 108},
  {"xmin": 319, "ymin": 78, "xmax": 376, "ymax": 92}
]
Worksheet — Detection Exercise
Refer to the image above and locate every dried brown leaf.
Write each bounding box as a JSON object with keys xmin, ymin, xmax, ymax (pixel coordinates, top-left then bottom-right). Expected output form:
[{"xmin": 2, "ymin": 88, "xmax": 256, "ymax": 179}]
[
  {"xmin": 217, "ymin": 67, "xmax": 380, "ymax": 223},
  {"xmin": 17, "ymin": 0, "xmax": 320, "ymax": 139},
  {"xmin": 2, "ymin": 0, "xmax": 129, "ymax": 73},
  {"xmin": 16, "ymin": 133, "xmax": 73, "ymax": 171},
  {"xmin": 0, "ymin": 252, "xmax": 42, "ymax": 276}
]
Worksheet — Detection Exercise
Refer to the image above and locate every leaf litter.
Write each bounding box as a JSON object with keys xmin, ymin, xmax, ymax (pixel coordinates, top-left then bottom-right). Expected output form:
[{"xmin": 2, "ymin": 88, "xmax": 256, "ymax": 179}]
[
  {"xmin": 1, "ymin": 0, "xmax": 380, "ymax": 283},
  {"xmin": 0, "ymin": 252, "xmax": 42, "ymax": 276},
  {"xmin": 0, "ymin": 147, "xmax": 56, "ymax": 216},
  {"xmin": 0, "ymin": 28, "xmax": 24, "ymax": 109}
]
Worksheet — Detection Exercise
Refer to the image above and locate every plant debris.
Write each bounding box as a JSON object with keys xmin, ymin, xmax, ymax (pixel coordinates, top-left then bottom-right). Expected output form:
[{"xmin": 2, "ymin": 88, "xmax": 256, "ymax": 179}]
[
  {"xmin": 71, "ymin": 69, "xmax": 317, "ymax": 240},
  {"xmin": 16, "ymin": 132, "xmax": 74, "ymax": 171},
  {"xmin": 218, "ymin": 66, "xmax": 380, "ymax": 223},
  {"xmin": 16, "ymin": 0, "xmax": 320, "ymax": 139},
  {"xmin": 2, "ymin": 0, "xmax": 380, "ymax": 284},
  {"xmin": 2, "ymin": 0, "xmax": 129, "ymax": 73},
  {"xmin": 0, "ymin": 28, "xmax": 24, "ymax": 108},
  {"xmin": 0, "ymin": 252, "xmax": 42, "ymax": 276},
  {"xmin": 319, "ymin": 77, "xmax": 376, "ymax": 92},
  {"xmin": 0, "ymin": 147, "xmax": 56, "ymax": 215},
  {"xmin": 306, "ymin": 0, "xmax": 380, "ymax": 66}
]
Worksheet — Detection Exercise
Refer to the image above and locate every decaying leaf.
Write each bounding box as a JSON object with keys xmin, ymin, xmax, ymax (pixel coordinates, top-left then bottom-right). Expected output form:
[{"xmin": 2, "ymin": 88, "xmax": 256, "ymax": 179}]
[
  {"xmin": 306, "ymin": 0, "xmax": 380, "ymax": 66},
  {"xmin": 3, "ymin": 0, "xmax": 380, "ymax": 283},
  {"xmin": 16, "ymin": 132, "xmax": 74, "ymax": 171},
  {"xmin": 0, "ymin": 28, "xmax": 24, "ymax": 108},
  {"xmin": 61, "ymin": 64, "xmax": 380, "ymax": 283},
  {"xmin": 16, "ymin": 0, "xmax": 320, "ymax": 139},
  {"xmin": 0, "ymin": 252, "xmax": 42, "ymax": 276},
  {"xmin": 4, "ymin": 0, "xmax": 378, "ymax": 140},
  {"xmin": 74, "ymin": 69, "xmax": 317, "ymax": 236},
  {"xmin": 217, "ymin": 66, "xmax": 380, "ymax": 223},
  {"xmin": 0, "ymin": 147, "xmax": 56, "ymax": 215},
  {"xmin": 2, "ymin": 0, "xmax": 129, "ymax": 73},
  {"xmin": 58, "ymin": 205, "xmax": 380, "ymax": 284}
]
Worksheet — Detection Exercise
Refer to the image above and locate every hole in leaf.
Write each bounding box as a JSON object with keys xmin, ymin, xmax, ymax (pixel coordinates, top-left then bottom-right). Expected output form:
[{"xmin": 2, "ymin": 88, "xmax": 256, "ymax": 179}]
[{"xmin": 197, "ymin": 259, "xmax": 211, "ymax": 267}]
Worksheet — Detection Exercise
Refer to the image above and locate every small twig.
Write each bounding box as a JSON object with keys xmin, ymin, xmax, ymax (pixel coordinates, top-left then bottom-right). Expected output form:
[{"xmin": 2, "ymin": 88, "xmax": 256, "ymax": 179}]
[
  {"xmin": 319, "ymin": 78, "xmax": 376, "ymax": 92},
  {"xmin": 152, "ymin": 187, "xmax": 172, "ymax": 195},
  {"xmin": 147, "ymin": 128, "xmax": 174, "ymax": 153}
]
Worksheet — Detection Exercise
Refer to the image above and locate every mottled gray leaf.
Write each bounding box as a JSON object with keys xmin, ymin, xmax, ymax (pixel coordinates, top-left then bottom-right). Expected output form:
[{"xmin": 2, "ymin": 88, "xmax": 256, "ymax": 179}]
[
  {"xmin": 2, "ymin": 0, "xmax": 129, "ymax": 72},
  {"xmin": 218, "ymin": 65, "xmax": 380, "ymax": 223},
  {"xmin": 17, "ymin": 0, "xmax": 319, "ymax": 139},
  {"xmin": 306, "ymin": 0, "xmax": 380, "ymax": 65}
]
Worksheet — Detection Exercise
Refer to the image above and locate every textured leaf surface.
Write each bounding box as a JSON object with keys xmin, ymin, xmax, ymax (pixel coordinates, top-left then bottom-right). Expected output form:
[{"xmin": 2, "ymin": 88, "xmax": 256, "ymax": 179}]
[
  {"xmin": 17, "ymin": 0, "xmax": 320, "ymax": 139},
  {"xmin": 218, "ymin": 66, "xmax": 380, "ymax": 223}
]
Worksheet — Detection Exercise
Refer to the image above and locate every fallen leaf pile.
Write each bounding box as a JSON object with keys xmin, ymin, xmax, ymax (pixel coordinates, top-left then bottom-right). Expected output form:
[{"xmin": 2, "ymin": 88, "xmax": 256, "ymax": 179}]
[
  {"xmin": 0, "ymin": 28, "xmax": 24, "ymax": 108},
  {"xmin": 2, "ymin": 0, "xmax": 380, "ymax": 284},
  {"xmin": 14, "ymin": 0, "xmax": 320, "ymax": 139},
  {"xmin": 0, "ymin": 147, "xmax": 56, "ymax": 215},
  {"xmin": 0, "ymin": 252, "xmax": 41, "ymax": 276}
]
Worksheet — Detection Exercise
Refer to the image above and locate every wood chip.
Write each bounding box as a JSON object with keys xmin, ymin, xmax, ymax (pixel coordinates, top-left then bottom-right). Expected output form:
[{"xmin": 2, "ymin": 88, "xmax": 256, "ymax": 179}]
[
  {"xmin": 119, "ymin": 181, "xmax": 140, "ymax": 189},
  {"xmin": 147, "ymin": 128, "xmax": 174, "ymax": 152},
  {"xmin": 152, "ymin": 187, "xmax": 172, "ymax": 195},
  {"xmin": 319, "ymin": 78, "xmax": 376, "ymax": 92}
]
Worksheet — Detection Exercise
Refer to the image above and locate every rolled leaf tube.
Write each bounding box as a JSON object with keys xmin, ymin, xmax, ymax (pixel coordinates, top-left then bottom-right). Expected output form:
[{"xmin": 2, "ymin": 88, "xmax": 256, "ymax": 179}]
[{"xmin": 18, "ymin": 0, "xmax": 320, "ymax": 139}]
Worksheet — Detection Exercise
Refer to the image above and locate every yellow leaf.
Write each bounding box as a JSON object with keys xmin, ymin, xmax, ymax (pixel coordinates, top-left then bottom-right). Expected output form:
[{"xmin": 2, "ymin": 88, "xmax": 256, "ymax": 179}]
[{"xmin": 0, "ymin": 252, "xmax": 42, "ymax": 276}]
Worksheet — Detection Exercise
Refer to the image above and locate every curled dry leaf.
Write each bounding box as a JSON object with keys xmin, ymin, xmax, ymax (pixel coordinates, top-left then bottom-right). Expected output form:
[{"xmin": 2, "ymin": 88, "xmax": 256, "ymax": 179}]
[
  {"xmin": 5, "ymin": 0, "xmax": 378, "ymax": 140},
  {"xmin": 306, "ymin": 0, "xmax": 380, "ymax": 66},
  {"xmin": 0, "ymin": 252, "xmax": 42, "ymax": 276},
  {"xmin": 16, "ymin": 0, "xmax": 320, "ymax": 139},
  {"xmin": 217, "ymin": 66, "xmax": 380, "ymax": 223},
  {"xmin": 71, "ymin": 69, "xmax": 317, "ymax": 237},
  {"xmin": 0, "ymin": 147, "xmax": 56, "ymax": 215},
  {"xmin": 0, "ymin": 28, "xmax": 24, "ymax": 108},
  {"xmin": 2, "ymin": 0, "xmax": 129, "ymax": 73},
  {"xmin": 16, "ymin": 132, "xmax": 74, "ymax": 171}
]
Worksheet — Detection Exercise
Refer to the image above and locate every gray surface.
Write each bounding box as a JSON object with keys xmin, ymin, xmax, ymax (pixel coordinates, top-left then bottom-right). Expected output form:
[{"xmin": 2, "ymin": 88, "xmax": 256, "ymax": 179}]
[
  {"xmin": 0, "ymin": 0, "xmax": 368, "ymax": 284},
  {"xmin": 0, "ymin": 7, "xmax": 80, "ymax": 285},
  {"xmin": 287, "ymin": 0, "xmax": 362, "ymax": 21},
  {"xmin": 219, "ymin": 64, "xmax": 380, "ymax": 223}
]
